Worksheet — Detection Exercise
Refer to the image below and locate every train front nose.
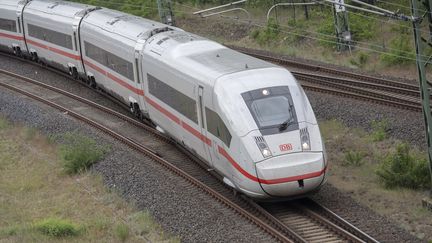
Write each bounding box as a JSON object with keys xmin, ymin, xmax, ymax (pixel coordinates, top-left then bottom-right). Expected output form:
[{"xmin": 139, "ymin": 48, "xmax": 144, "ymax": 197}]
[{"xmin": 255, "ymin": 152, "xmax": 326, "ymax": 197}]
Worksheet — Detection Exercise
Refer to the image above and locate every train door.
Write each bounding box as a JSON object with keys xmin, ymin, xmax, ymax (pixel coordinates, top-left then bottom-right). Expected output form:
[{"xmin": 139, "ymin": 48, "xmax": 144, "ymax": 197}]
[
  {"xmin": 197, "ymin": 86, "xmax": 214, "ymax": 167},
  {"xmin": 134, "ymin": 42, "xmax": 148, "ymax": 115}
]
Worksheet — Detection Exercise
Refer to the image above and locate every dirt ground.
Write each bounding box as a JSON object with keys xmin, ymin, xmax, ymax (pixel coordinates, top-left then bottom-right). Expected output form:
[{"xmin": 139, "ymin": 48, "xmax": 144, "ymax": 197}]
[{"xmin": 175, "ymin": 15, "xmax": 432, "ymax": 242}]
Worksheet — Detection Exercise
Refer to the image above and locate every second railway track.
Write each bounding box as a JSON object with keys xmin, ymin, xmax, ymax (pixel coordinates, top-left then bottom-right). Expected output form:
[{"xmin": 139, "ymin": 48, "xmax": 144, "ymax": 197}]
[
  {"xmin": 231, "ymin": 46, "xmax": 424, "ymax": 112},
  {"xmin": 0, "ymin": 67, "xmax": 379, "ymax": 242}
]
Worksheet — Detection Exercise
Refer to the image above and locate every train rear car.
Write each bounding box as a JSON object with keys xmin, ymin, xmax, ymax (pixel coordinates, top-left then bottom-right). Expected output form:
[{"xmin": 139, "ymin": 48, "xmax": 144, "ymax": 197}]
[{"xmin": 0, "ymin": 0, "xmax": 27, "ymax": 56}]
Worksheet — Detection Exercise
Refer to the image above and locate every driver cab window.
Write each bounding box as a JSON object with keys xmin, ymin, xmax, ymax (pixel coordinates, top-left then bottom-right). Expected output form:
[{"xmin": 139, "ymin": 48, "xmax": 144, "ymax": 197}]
[{"xmin": 205, "ymin": 107, "xmax": 231, "ymax": 147}]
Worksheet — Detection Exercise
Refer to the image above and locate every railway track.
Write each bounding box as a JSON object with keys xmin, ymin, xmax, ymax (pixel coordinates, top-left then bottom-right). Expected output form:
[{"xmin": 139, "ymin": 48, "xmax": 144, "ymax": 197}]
[
  {"xmin": 231, "ymin": 46, "xmax": 423, "ymax": 112},
  {"xmin": 0, "ymin": 66, "xmax": 378, "ymax": 242}
]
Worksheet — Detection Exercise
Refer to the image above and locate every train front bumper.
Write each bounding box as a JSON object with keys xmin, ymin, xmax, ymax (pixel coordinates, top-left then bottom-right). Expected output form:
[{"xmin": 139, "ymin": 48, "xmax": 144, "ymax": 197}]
[{"xmin": 255, "ymin": 152, "xmax": 326, "ymax": 197}]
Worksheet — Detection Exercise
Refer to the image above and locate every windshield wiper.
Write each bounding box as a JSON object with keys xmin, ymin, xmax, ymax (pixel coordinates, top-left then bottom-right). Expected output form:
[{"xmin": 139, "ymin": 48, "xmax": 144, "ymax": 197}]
[
  {"xmin": 279, "ymin": 105, "xmax": 296, "ymax": 131},
  {"xmin": 279, "ymin": 118, "xmax": 294, "ymax": 131}
]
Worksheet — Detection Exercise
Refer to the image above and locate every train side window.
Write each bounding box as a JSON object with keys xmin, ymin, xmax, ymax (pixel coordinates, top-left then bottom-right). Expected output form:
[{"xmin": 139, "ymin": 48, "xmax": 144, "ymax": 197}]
[
  {"xmin": 106, "ymin": 51, "xmax": 134, "ymax": 81},
  {"xmin": 85, "ymin": 41, "xmax": 134, "ymax": 81},
  {"xmin": 27, "ymin": 24, "xmax": 73, "ymax": 50},
  {"xmin": 85, "ymin": 41, "xmax": 107, "ymax": 66},
  {"xmin": 205, "ymin": 107, "xmax": 231, "ymax": 147},
  {"xmin": 147, "ymin": 74, "xmax": 198, "ymax": 124},
  {"xmin": 0, "ymin": 18, "xmax": 17, "ymax": 32}
]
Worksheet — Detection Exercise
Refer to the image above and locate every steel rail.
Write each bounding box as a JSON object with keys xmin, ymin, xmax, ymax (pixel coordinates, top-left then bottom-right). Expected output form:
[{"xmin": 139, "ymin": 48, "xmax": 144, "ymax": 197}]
[{"xmin": 301, "ymin": 198, "xmax": 380, "ymax": 243}]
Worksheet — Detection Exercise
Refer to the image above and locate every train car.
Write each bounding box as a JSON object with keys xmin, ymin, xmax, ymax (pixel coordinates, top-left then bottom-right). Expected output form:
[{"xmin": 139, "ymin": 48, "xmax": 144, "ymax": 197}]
[
  {"xmin": 0, "ymin": 0, "xmax": 28, "ymax": 56},
  {"xmin": 142, "ymin": 31, "xmax": 328, "ymax": 199},
  {"xmin": 22, "ymin": 0, "xmax": 97, "ymax": 76},
  {"xmin": 79, "ymin": 8, "xmax": 180, "ymax": 113}
]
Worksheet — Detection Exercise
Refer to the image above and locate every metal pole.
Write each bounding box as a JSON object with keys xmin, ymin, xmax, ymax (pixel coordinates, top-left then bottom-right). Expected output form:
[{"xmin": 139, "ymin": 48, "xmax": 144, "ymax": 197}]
[
  {"xmin": 303, "ymin": 0, "xmax": 309, "ymax": 19},
  {"xmin": 157, "ymin": 0, "xmax": 175, "ymax": 26},
  {"xmin": 333, "ymin": 0, "xmax": 351, "ymax": 51},
  {"xmin": 411, "ymin": 0, "xmax": 432, "ymax": 195}
]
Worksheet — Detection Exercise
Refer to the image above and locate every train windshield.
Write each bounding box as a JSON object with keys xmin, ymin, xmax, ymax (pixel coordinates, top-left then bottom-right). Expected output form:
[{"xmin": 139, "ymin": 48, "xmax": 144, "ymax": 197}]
[{"xmin": 242, "ymin": 86, "xmax": 298, "ymax": 135}]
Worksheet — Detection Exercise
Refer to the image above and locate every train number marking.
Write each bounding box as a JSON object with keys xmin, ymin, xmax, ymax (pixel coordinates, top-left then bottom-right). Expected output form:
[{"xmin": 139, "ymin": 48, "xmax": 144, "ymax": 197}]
[{"xmin": 279, "ymin": 144, "xmax": 293, "ymax": 152}]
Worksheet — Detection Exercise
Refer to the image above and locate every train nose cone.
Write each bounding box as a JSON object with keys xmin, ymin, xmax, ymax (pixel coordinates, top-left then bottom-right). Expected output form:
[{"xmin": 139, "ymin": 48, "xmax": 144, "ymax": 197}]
[{"xmin": 255, "ymin": 152, "xmax": 326, "ymax": 197}]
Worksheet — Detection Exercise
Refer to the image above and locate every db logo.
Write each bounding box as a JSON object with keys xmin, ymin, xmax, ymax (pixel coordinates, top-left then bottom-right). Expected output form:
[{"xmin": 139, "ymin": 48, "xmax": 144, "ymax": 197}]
[{"xmin": 279, "ymin": 144, "xmax": 293, "ymax": 152}]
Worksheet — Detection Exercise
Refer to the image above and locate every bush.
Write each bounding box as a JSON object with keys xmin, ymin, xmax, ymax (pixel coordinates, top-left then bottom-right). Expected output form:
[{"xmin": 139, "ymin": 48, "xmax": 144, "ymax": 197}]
[
  {"xmin": 358, "ymin": 52, "xmax": 369, "ymax": 66},
  {"xmin": 370, "ymin": 119, "xmax": 389, "ymax": 142},
  {"xmin": 381, "ymin": 37, "xmax": 415, "ymax": 65},
  {"xmin": 251, "ymin": 18, "xmax": 280, "ymax": 45},
  {"xmin": 34, "ymin": 218, "xmax": 80, "ymax": 237},
  {"xmin": 344, "ymin": 150, "xmax": 365, "ymax": 166},
  {"xmin": 58, "ymin": 132, "xmax": 109, "ymax": 175},
  {"xmin": 115, "ymin": 223, "xmax": 130, "ymax": 242},
  {"xmin": 376, "ymin": 143, "xmax": 431, "ymax": 189},
  {"xmin": 348, "ymin": 13, "xmax": 376, "ymax": 41}
]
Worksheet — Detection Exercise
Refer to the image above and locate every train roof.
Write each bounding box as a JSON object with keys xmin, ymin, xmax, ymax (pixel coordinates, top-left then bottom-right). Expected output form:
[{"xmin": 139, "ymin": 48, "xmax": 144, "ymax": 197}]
[
  {"xmin": 26, "ymin": 0, "xmax": 95, "ymax": 18},
  {"xmin": 0, "ymin": 0, "xmax": 26, "ymax": 7},
  {"xmin": 83, "ymin": 8, "xmax": 170, "ymax": 42},
  {"xmin": 146, "ymin": 31, "xmax": 277, "ymax": 86}
]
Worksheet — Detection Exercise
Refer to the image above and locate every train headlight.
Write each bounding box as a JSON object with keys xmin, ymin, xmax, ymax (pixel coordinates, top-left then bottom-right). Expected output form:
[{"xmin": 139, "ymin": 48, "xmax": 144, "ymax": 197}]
[
  {"xmin": 254, "ymin": 136, "xmax": 272, "ymax": 158},
  {"xmin": 262, "ymin": 148, "xmax": 272, "ymax": 157},
  {"xmin": 300, "ymin": 127, "xmax": 311, "ymax": 151}
]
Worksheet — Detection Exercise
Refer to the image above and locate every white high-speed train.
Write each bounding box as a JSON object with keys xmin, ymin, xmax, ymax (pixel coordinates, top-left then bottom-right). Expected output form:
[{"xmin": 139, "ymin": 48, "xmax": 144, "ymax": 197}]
[{"xmin": 0, "ymin": 0, "xmax": 328, "ymax": 199}]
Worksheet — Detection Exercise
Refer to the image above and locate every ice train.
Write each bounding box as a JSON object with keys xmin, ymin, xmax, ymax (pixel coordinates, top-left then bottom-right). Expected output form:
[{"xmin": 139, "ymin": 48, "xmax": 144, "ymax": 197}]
[{"xmin": 0, "ymin": 0, "xmax": 328, "ymax": 199}]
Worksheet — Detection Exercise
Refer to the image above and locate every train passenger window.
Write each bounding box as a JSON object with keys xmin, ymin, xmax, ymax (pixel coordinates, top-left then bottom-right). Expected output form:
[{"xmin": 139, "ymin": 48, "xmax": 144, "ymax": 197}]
[
  {"xmin": 27, "ymin": 24, "xmax": 73, "ymax": 50},
  {"xmin": 84, "ymin": 41, "xmax": 134, "ymax": 81},
  {"xmin": 205, "ymin": 107, "xmax": 231, "ymax": 147},
  {"xmin": 0, "ymin": 18, "xmax": 17, "ymax": 32},
  {"xmin": 85, "ymin": 41, "xmax": 106, "ymax": 65},
  {"xmin": 106, "ymin": 52, "xmax": 134, "ymax": 81},
  {"xmin": 147, "ymin": 74, "xmax": 198, "ymax": 124}
]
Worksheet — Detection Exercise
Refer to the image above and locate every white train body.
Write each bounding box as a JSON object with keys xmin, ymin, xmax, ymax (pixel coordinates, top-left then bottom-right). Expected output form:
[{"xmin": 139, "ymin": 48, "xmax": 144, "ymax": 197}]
[
  {"xmin": 0, "ymin": 0, "xmax": 328, "ymax": 199},
  {"xmin": 0, "ymin": 0, "xmax": 27, "ymax": 55}
]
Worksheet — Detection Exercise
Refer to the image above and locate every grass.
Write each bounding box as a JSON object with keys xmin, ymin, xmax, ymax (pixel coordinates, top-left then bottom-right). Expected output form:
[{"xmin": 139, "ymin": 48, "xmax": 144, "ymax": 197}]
[
  {"xmin": 0, "ymin": 117, "xmax": 179, "ymax": 242},
  {"xmin": 55, "ymin": 131, "xmax": 109, "ymax": 174},
  {"xmin": 370, "ymin": 119, "xmax": 389, "ymax": 142},
  {"xmin": 115, "ymin": 223, "xmax": 130, "ymax": 242},
  {"xmin": 344, "ymin": 150, "xmax": 365, "ymax": 166},
  {"xmin": 34, "ymin": 218, "xmax": 81, "ymax": 237}
]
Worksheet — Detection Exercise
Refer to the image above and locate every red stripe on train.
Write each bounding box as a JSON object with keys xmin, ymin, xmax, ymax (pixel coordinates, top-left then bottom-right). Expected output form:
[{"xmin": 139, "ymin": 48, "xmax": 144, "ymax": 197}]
[
  {"xmin": 218, "ymin": 146, "xmax": 325, "ymax": 185},
  {"xmin": 26, "ymin": 39, "xmax": 81, "ymax": 60},
  {"xmin": 0, "ymin": 32, "xmax": 24, "ymax": 41}
]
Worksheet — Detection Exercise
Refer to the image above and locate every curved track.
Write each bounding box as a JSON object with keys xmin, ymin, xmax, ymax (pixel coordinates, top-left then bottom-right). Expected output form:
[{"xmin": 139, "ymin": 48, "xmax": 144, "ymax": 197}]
[{"xmin": 0, "ymin": 60, "xmax": 378, "ymax": 242}]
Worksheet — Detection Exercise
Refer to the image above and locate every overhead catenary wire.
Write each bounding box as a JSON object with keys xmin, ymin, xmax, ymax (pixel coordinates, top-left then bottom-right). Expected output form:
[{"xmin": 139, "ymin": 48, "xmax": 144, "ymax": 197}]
[{"xmin": 65, "ymin": 0, "xmax": 421, "ymax": 62}]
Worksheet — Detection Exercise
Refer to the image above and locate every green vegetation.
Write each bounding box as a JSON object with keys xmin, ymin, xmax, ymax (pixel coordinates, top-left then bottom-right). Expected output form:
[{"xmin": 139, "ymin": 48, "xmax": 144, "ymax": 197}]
[
  {"xmin": 376, "ymin": 143, "xmax": 431, "ymax": 189},
  {"xmin": 57, "ymin": 131, "xmax": 109, "ymax": 174},
  {"xmin": 370, "ymin": 119, "xmax": 389, "ymax": 142},
  {"xmin": 344, "ymin": 150, "xmax": 365, "ymax": 166},
  {"xmin": 380, "ymin": 37, "xmax": 415, "ymax": 65},
  {"xmin": 0, "ymin": 117, "xmax": 178, "ymax": 242},
  {"xmin": 0, "ymin": 117, "xmax": 9, "ymax": 130},
  {"xmin": 115, "ymin": 223, "xmax": 130, "ymax": 242},
  {"xmin": 34, "ymin": 218, "xmax": 81, "ymax": 237},
  {"xmin": 250, "ymin": 18, "xmax": 280, "ymax": 46}
]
